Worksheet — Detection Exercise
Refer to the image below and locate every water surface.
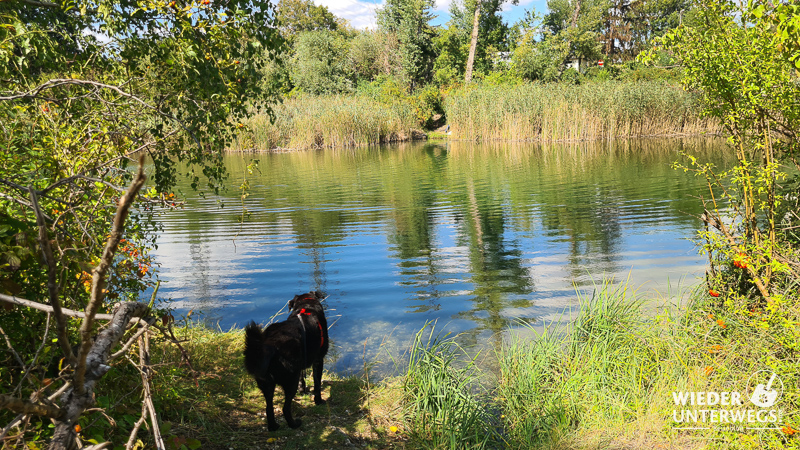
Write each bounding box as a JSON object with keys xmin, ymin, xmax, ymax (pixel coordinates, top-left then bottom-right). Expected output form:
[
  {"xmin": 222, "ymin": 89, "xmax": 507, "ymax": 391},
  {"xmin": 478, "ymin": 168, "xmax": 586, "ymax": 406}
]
[{"xmin": 152, "ymin": 139, "xmax": 727, "ymax": 373}]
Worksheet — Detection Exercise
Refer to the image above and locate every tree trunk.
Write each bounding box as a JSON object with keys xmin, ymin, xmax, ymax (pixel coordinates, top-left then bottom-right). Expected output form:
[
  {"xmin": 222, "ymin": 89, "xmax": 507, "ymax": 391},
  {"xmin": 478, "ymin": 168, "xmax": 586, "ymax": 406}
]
[
  {"xmin": 465, "ymin": 0, "xmax": 482, "ymax": 83},
  {"xmin": 571, "ymin": 0, "xmax": 581, "ymax": 28}
]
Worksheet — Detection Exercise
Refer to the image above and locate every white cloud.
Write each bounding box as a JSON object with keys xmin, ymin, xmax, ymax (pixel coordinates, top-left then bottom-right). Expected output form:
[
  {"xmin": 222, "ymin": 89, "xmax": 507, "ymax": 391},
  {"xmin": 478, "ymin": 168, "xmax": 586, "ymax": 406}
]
[
  {"xmin": 433, "ymin": 0, "xmax": 453, "ymax": 14},
  {"xmin": 313, "ymin": 0, "xmax": 383, "ymax": 29}
]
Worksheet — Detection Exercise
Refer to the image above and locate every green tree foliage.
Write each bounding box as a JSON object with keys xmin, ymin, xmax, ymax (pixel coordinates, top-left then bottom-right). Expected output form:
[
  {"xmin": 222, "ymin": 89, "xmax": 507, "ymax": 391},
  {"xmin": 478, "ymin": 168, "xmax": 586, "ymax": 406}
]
[
  {"xmin": 0, "ymin": 0, "xmax": 282, "ymax": 446},
  {"xmin": 644, "ymin": 0, "xmax": 799, "ymax": 357},
  {"xmin": 602, "ymin": 0, "xmax": 690, "ymax": 60},
  {"xmin": 290, "ymin": 30, "xmax": 354, "ymax": 94},
  {"xmin": 512, "ymin": 0, "xmax": 689, "ymax": 81},
  {"xmin": 348, "ymin": 30, "xmax": 404, "ymax": 83},
  {"xmin": 432, "ymin": 25, "xmax": 468, "ymax": 85},
  {"xmin": 276, "ymin": 0, "xmax": 350, "ymax": 46},
  {"xmin": 511, "ymin": 14, "xmax": 571, "ymax": 81},
  {"xmin": 377, "ymin": 0, "xmax": 437, "ymax": 90}
]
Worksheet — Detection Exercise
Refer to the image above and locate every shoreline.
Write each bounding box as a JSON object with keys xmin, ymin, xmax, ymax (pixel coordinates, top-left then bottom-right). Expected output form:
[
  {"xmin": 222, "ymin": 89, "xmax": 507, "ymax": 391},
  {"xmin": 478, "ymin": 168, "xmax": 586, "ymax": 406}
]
[
  {"xmin": 115, "ymin": 278, "xmax": 798, "ymax": 449},
  {"xmin": 226, "ymin": 130, "xmax": 725, "ymax": 153}
]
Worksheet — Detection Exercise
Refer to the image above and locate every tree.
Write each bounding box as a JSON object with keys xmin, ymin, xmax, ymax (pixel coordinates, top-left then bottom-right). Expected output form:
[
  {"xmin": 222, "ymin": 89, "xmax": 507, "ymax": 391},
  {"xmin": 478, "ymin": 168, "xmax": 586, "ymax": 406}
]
[
  {"xmin": 290, "ymin": 30, "xmax": 354, "ymax": 94},
  {"xmin": 465, "ymin": 1, "xmax": 482, "ymax": 82},
  {"xmin": 347, "ymin": 30, "xmax": 402, "ymax": 82},
  {"xmin": 377, "ymin": 0, "xmax": 437, "ymax": 90},
  {"xmin": 276, "ymin": 0, "xmax": 350, "ymax": 46},
  {"xmin": 462, "ymin": 0, "xmax": 519, "ymax": 82},
  {"xmin": 600, "ymin": 0, "xmax": 690, "ymax": 60},
  {"xmin": 643, "ymin": 0, "xmax": 799, "ymax": 329},
  {"xmin": 0, "ymin": 0, "xmax": 282, "ymax": 447}
]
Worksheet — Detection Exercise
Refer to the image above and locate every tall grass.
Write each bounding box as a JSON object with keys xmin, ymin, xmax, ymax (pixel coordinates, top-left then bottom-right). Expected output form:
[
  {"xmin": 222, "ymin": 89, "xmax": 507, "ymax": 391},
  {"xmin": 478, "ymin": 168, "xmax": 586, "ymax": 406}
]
[
  {"xmin": 401, "ymin": 323, "xmax": 494, "ymax": 449},
  {"xmin": 494, "ymin": 279, "xmax": 799, "ymax": 449},
  {"xmin": 445, "ymin": 81, "xmax": 721, "ymax": 141},
  {"xmin": 230, "ymin": 94, "xmax": 417, "ymax": 151},
  {"xmin": 496, "ymin": 280, "xmax": 682, "ymax": 448}
]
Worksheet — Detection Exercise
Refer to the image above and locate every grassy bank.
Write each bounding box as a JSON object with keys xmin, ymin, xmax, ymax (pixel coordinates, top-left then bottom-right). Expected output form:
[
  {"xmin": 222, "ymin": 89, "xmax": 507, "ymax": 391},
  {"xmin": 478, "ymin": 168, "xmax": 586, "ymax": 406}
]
[
  {"xmin": 230, "ymin": 95, "xmax": 418, "ymax": 151},
  {"xmin": 69, "ymin": 279, "xmax": 797, "ymax": 450},
  {"xmin": 445, "ymin": 81, "xmax": 721, "ymax": 141}
]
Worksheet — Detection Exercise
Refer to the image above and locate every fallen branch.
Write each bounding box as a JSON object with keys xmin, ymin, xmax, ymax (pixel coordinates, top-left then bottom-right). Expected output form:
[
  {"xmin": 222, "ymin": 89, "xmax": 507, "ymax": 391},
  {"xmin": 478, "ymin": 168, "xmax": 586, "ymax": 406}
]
[{"xmin": 139, "ymin": 333, "xmax": 165, "ymax": 450}]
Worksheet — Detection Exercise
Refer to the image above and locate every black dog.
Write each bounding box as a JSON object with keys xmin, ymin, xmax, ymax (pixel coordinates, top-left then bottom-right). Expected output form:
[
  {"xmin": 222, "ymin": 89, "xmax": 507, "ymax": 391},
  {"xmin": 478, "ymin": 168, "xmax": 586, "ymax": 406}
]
[{"xmin": 243, "ymin": 291, "xmax": 329, "ymax": 430}]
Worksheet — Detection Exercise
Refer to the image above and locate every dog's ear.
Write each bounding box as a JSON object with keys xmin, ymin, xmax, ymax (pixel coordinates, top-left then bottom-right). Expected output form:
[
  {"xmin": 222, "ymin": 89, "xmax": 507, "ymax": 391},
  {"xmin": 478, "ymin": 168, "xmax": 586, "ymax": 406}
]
[{"xmin": 313, "ymin": 291, "xmax": 325, "ymax": 300}]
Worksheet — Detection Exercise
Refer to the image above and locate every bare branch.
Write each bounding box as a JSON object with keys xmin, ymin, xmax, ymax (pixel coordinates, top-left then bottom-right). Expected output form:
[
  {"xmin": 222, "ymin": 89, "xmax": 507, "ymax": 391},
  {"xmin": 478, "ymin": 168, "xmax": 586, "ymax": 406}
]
[
  {"xmin": 30, "ymin": 189, "xmax": 74, "ymax": 364},
  {"xmin": 14, "ymin": 312, "xmax": 51, "ymax": 396},
  {"xmin": 124, "ymin": 408, "xmax": 148, "ymax": 450},
  {"xmin": 0, "ymin": 293, "xmax": 115, "ymax": 321},
  {"xmin": 138, "ymin": 333, "xmax": 166, "ymax": 450},
  {"xmin": 109, "ymin": 319, "xmax": 155, "ymax": 361},
  {"xmin": 0, "ymin": 413, "xmax": 25, "ymax": 441},
  {"xmin": 74, "ymin": 156, "xmax": 146, "ymax": 396},
  {"xmin": 0, "ymin": 325, "xmax": 25, "ymax": 367},
  {"xmin": 0, "ymin": 191, "xmax": 33, "ymax": 210},
  {"xmin": 0, "ymin": 395, "xmax": 64, "ymax": 419}
]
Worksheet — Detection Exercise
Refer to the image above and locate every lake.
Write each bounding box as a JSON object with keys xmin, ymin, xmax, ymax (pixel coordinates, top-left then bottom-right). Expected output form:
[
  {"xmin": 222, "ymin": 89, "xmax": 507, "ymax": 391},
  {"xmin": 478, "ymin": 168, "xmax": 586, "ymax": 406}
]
[{"xmin": 152, "ymin": 138, "xmax": 728, "ymax": 373}]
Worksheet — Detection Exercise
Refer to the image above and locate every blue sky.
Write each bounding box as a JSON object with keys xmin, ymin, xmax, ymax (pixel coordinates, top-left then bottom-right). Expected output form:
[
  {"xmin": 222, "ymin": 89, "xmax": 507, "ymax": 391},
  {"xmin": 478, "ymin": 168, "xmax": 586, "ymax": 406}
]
[{"xmin": 312, "ymin": 0, "xmax": 548, "ymax": 30}]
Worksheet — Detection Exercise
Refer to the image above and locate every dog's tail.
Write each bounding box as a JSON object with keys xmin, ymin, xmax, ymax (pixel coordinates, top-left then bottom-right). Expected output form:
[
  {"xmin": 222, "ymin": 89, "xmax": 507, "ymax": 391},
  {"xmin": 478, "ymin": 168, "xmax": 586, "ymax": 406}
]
[{"xmin": 244, "ymin": 321, "xmax": 274, "ymax": 377}]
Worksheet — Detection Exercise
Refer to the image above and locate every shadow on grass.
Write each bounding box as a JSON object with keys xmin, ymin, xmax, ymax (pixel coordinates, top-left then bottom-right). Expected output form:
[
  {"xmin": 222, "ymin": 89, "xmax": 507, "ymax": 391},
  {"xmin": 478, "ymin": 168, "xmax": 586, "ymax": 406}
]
[{"xmin": 158, "ymin": 368, "xmax": 405, "ymax": 450}]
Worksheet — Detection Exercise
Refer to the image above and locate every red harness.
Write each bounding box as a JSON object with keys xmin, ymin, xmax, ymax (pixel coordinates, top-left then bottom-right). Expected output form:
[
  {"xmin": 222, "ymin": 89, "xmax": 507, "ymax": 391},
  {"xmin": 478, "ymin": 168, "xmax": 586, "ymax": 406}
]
[{"xmin": 298, "ymin": 308, "xmax": 325, "ymax": 348}]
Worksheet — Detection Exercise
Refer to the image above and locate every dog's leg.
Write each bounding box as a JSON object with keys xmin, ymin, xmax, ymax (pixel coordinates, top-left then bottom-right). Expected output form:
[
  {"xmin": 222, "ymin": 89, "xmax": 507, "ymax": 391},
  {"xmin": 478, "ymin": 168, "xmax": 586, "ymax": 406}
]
[
  {"xmin": 312, "ymin": 359, "xmax": 326, "ymax": 405},
  {"xmin": 281, "ymin": 375, "xmax": 303, "ymax": 429},
  {"xmin": 257, "ymin": 378, "xmax": 280, "ymax": 431},
  {"xmin": 298, "ymin": 369, "xmax": 308, "ymax": 395}
]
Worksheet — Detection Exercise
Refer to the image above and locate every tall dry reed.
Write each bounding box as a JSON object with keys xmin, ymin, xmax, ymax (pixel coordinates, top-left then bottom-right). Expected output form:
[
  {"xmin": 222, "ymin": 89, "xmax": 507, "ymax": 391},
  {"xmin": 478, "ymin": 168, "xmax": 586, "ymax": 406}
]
[
  {"xmin": 445, "ymin": 81, "xmax": 721, "ymax": 142},
  {"xmin": 230, "ymin": 95, "xmax": 417, "ymax": 151}
]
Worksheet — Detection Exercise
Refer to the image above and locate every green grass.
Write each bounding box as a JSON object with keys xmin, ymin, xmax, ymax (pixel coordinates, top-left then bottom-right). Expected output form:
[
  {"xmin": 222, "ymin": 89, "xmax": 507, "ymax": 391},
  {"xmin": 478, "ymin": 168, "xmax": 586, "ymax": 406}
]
[
  {"xmin": 400, "ymin": 323, "xmax": 493, "ymax": 448},
  {"xmin": 495, "ymin": 280, "xmax": 799, "ymax": 449}
]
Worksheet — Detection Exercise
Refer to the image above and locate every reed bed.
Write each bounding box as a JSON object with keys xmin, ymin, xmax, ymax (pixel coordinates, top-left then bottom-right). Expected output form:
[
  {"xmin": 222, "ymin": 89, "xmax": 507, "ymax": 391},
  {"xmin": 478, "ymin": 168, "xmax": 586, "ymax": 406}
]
[
  {"xmin": 445, "ymin": 81, "xmax": 721, "ymax": 141},
  {"xmin": 230, "ymin": 95, "xmax": 417, "ymax": 151}
]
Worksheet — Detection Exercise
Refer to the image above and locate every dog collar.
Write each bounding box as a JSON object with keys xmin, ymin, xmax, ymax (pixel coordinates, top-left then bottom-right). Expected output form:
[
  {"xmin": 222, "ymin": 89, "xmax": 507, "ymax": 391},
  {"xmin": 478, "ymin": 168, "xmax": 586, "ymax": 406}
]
[{"xmin": 297, "ymin": 308, "xmax": 325, "ymax": 348}]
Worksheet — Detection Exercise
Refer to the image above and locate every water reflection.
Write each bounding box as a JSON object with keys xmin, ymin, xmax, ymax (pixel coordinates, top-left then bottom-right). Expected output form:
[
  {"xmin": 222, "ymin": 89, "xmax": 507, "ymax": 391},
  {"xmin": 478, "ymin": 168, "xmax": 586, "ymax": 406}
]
[{"xmin": 152, "ymin": 139, "xmax": 729, "ymax": 373}]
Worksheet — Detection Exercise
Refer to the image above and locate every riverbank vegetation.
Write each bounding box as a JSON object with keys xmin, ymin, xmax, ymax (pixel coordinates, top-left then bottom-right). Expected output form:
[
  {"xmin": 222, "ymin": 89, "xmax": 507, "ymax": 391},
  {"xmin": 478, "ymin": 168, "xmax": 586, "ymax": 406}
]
[
  {"xmin": 0, "ymin": 0, "xmax": 283, "ymax": 448},
  {"xmin": 230, "ymin": 95, "xmax": 418, "ymax": 151},
  {"xmin": 233, "ymin": 80, "xmax": 717, "ymax": 151},
  {"xmin": 445, "ymin": 81, "xmax": 719, "ymax": 141},
  {"xmin": 229, "ymin": 0, "xmax": 717, "ymax": 150}
]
